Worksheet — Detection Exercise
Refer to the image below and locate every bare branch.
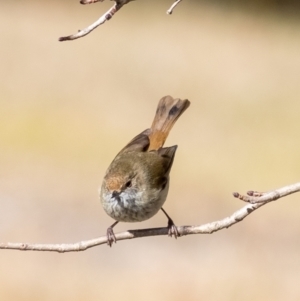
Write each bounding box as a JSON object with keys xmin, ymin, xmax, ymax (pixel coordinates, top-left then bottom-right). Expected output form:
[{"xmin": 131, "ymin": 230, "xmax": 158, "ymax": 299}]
[
  {"xmin": 167, "ymin": 0, "xmax": 183, "ymax": 15},
  {"xmin": 80, "ymin": 0, "xmax": 105, "ymax": 4},
  {"xmin": 59, "ymin": 0, "xmax": 185, "ymax": 41},
  {"xmin": 1, "ymin": 182, "xmax": 299, "ymax": 252},
  {"xmin": 58, "ymin": 0, "xmax": 133, "ymax": 42},
  {"xmin": 233, "ymin": 182, "xmax": 300, "ymax": 203}
]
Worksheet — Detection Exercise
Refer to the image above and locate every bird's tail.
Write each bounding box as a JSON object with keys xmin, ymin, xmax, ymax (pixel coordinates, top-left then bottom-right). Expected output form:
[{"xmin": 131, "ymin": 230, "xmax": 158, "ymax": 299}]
[{"xmin": 148, "ymin": 95, "xmax": 190, "ymax": 150}]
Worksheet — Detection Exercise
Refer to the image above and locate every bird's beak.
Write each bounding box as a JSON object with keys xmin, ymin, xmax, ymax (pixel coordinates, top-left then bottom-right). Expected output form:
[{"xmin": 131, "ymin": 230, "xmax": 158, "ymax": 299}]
[{"xmin": 112, "ymin": 190, "xmax": 121, "ymax": 202}]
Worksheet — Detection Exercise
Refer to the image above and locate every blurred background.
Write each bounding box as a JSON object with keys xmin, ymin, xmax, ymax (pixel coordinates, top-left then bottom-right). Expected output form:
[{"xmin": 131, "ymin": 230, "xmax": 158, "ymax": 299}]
[{"xmin": 1, "ymin": 0, "xmax": 300, "ymax": 300}]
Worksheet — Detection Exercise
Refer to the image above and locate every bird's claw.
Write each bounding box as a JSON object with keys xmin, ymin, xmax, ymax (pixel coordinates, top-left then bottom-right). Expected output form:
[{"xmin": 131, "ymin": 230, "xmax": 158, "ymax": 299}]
[
  {"xmin": 167, "ymin": 218, "xmax": 179, "ymax": 239},
  {"xmin": 106, "ymin": 227, "xmax": 117, "ymax": 247}
]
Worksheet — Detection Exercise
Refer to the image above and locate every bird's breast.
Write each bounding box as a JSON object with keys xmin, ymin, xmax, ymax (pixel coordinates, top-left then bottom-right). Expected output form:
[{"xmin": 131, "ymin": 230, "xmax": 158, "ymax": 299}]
[{"xmin": 100, "ymin": 182, "xmax": 169, "ymax": 222}]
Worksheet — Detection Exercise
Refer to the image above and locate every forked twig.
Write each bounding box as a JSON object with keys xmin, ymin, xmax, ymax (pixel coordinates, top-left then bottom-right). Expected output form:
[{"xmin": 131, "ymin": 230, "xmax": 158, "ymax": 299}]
[
  {"xmin": 233, "ymin": 182, "xmax": 300, "ymax": 203},
  {"xmin": 59, "ymin": 0, "xmax": 133, "ymax": 42},
  {"xmin": 1, "ymin": 182, "xmax": 299, "ymax": 252},
  {"xmin": 59, "ymin": 0, "xmax": 185, "ymax": 41}
]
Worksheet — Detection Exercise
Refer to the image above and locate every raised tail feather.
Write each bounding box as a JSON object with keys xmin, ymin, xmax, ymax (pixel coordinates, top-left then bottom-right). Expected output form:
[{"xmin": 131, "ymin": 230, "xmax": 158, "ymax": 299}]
[{"xmin": 148, "ymin": 95, "xmax": 190, "ymax": 150}]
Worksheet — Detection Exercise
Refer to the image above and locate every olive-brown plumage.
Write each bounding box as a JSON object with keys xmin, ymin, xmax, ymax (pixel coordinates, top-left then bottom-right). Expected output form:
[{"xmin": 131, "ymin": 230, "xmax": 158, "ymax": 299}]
[{"xmin": 100, "ymin": 95, "xmax": 190, "ymax": 246}]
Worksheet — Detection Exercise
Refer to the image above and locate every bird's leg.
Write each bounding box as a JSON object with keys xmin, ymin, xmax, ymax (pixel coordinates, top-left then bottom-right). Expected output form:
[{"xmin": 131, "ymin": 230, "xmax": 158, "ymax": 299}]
[
  {"xmin": 106, "ymin": 221, "xmax": 119, "ymax": 247},
  {"xmin": 161, "ymin": 207, "xmax": 179, "ymax": 238}
]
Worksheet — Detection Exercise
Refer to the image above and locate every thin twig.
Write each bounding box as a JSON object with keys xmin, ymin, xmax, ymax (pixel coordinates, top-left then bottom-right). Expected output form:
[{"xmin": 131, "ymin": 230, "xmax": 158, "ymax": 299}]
[
  {"xmin": 58, "ymin": 0, "xmax": 133, "ymax": 42},
  {"xmin": 58, "ymin": 0, "xmax": 185, "ymax": 41},
  {"xmin": 167, "ymin": 0, "xmax": 183, "ymax": 15},
  {"xmin": 1, "ymin": 182, "xmax": 299, "ymax": 252},
  {"xmin": 233, "ymin": 182, "xmax": 300, "ymax": 203},
  {"xmin": 80, "ymin": 0, "xmax": 105, "ymax": 4}
]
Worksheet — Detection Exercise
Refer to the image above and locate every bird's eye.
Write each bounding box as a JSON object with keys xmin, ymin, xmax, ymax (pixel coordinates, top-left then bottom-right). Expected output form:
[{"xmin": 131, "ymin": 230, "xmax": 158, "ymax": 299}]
[
  {"xmin": 125, "ymin": 180, "xmax": 132, "ymax": 188},
  {"xmin": 161, "ymin": 177, "xmax": 168, "ymax": 190}
]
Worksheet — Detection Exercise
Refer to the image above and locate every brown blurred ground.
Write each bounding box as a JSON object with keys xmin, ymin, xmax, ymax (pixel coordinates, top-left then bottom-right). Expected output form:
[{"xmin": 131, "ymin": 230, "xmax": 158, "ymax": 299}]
[{"xmin": 1, "ymin": 1, "xmax": 300, "ymax": 300}]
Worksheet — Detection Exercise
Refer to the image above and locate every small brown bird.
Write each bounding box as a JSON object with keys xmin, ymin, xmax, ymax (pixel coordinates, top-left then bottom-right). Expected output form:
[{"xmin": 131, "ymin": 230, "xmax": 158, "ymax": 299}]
[{"xmin": 100, "ymin": 95, "xmax": 190, "ymax": 246}]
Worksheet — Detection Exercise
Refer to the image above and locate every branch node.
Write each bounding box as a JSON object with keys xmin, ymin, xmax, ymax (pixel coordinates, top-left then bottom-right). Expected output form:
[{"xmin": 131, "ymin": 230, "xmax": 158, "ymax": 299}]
[
  {"xmin": 247, "ymin": 190, "xmax": 264, "ymax": 197},
  {"xmin": 233, "ymin": 192, "xmax": 240, "ymax": 198}
]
